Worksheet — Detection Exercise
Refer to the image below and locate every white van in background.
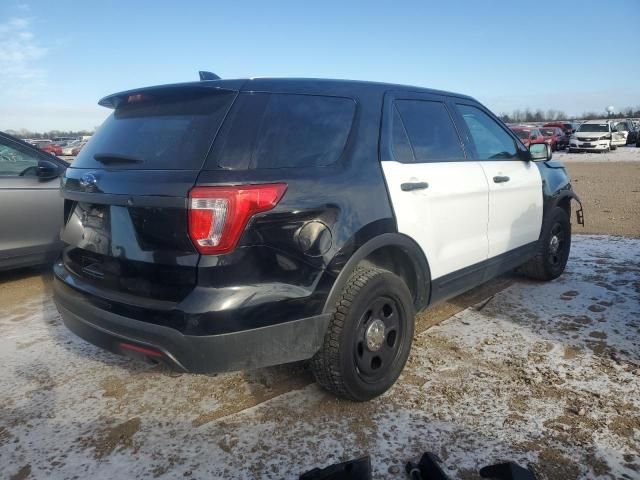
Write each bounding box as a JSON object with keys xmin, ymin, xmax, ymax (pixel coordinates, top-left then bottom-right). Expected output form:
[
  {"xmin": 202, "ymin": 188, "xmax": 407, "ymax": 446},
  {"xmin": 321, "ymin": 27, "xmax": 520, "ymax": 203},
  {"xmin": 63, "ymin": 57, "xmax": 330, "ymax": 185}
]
[{"xmin": 612, "ymin": 120, "xmax": 631, "ymax": 147}]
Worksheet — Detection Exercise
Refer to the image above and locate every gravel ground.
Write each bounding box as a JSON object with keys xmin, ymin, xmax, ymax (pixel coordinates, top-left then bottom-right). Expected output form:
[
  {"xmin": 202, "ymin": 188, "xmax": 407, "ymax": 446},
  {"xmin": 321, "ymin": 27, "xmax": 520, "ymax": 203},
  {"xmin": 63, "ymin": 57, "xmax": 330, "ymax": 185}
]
[{"xmin": 1, "ymin": 235, "xmax": 639, "ymax": 479}]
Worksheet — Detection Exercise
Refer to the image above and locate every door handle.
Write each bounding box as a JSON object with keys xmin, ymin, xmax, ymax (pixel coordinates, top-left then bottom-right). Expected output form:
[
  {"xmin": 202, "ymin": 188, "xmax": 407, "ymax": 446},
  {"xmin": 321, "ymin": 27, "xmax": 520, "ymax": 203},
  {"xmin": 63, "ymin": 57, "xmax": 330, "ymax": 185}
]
[
  {"xmin": 493, "ymin": 176, "xmax": 510, "ymax": 183},
  {"xmin": 401, "ymin": 182, "xmax": 429, "ymax": 191}
]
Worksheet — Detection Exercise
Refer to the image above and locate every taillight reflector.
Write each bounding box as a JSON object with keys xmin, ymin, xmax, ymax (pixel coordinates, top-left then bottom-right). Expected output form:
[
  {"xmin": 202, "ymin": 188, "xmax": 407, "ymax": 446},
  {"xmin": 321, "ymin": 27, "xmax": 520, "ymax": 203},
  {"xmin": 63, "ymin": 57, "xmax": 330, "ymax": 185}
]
[
  {"xmin": 188, "ymin": 183, "xmax": 287, "ymax": 255},
  {"xmin": 120, "ymin": 342, "xmax": 163, "ymax": 358}
]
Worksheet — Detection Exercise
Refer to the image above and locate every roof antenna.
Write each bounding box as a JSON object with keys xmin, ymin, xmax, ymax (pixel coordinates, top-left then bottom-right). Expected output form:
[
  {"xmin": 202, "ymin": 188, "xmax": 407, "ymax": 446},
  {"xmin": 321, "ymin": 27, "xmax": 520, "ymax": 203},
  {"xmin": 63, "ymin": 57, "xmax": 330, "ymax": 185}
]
[{"xmin": 199, "ymin": 71, "xmax": 221, "ymax": 81}]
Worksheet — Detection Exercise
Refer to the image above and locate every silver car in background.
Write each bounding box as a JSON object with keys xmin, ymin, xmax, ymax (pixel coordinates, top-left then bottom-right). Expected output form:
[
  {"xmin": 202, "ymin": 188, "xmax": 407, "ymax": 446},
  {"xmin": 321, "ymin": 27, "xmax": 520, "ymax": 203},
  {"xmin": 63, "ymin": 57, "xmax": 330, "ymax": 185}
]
[{"xmin": 0, "ymin": 131, "xmax": 68, "ymax": 270}]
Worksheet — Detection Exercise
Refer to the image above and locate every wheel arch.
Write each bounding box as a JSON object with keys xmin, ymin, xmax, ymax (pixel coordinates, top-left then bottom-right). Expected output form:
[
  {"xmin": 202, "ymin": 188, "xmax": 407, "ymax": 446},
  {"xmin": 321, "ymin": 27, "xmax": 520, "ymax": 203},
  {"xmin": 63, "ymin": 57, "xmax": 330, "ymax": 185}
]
[
  {"xmin": 545, "ymin": 189, "xmax": 583, "ymax": 227},
  {"xmin": 322, "ymin": 233, "xmax": 431, "ymax": 314}
]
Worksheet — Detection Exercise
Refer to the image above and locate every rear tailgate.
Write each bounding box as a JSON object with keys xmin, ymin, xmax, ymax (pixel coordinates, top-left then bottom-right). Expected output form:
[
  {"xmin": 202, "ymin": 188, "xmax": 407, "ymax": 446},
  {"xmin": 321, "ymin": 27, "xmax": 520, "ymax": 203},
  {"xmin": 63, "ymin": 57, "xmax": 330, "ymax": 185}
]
[{"xmin": 59, "ymin": 86, "xmax": 237, "ymax": 303}]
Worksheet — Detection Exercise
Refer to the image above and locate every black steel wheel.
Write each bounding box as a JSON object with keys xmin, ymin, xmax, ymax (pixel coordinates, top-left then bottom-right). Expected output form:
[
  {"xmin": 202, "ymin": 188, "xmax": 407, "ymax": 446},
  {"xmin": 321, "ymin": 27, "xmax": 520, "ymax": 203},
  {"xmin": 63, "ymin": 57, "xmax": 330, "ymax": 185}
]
[
  {"xmin": 310, "ymin": 267, "xmax": 415, "ymax": 401},
  {"xmin": 520, "ymin": 207, "xmax": 571, "ymax": 281},
  {"xmin": 353, "ymin": 296, "xmax": 405, "ymax": 383},
  {"xmin": 547, "ymin": 221, "xmax": 568, "ymax": 269}
]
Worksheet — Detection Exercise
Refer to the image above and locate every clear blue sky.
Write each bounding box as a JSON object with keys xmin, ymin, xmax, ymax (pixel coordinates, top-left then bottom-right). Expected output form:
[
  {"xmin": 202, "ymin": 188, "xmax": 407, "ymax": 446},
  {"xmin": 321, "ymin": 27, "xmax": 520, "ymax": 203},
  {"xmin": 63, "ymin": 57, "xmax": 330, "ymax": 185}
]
[{"xmin": 1, "ymin": 0, "xmax": 639, "ymax": 131}]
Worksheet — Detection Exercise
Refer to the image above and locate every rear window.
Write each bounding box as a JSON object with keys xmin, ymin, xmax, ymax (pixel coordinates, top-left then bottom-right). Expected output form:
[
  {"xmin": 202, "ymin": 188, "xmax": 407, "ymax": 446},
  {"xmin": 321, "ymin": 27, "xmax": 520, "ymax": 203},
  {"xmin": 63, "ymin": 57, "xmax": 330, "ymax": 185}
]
[
  {"xmin": 72, "ymin": 91, "xmax": 236, "ymax": 170},
  {"xmin": 209, "ymin": 93, "xmax": 355, "ymax": 169},
  {"xmin": 391, "ymin": 100, "xmax": 464, "ymax": 163}
]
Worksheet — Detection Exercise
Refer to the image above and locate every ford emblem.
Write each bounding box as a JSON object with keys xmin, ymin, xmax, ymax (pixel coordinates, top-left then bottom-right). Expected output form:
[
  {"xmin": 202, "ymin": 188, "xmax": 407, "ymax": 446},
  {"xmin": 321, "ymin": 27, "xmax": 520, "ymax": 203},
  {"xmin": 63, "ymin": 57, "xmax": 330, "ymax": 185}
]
[{"xmin": 80, "ymin": 173, "xmax": 97, "ymax": 190}]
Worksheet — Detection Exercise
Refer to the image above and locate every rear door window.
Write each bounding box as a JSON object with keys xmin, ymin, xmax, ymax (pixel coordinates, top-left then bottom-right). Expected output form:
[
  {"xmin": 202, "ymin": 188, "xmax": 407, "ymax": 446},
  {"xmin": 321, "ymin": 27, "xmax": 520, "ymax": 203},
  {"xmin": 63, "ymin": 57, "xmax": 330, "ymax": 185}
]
[
  {"xmin": 72, "ymin": 91, "xmax": 236, "ymax": 170},
  {"xmin": 391, "ymin": 99, "xmax": 464, "ymax": 162},
  {"xmin": 210, "ymin": 93, "xmax": 355, "ymax": 169}
]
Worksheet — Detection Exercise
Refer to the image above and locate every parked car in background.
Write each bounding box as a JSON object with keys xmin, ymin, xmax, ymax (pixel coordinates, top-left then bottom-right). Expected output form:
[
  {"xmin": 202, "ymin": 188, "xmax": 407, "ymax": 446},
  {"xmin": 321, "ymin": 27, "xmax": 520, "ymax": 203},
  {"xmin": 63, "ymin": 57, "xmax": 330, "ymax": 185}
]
[
  {"xmin": 53, "ymin": 76, "xmax": 581, "ymax": 401},
  {"xmin": 540, "ymin": 127, "xmax": 568, "ymax": 151},
  {"xmin": 41, "ymin": 143, "xmax": 63, "ymax": 156},
  {"xmin": 61, "ymin": 139, "xmax": 83, "ymax": 155},
  {"xmin": 569, "ymin": 120, "xmax": 614, "ymax": 152},
  {"xmin": 29, "ymin": 139, "xmax": 53, "ymax": 149},
  {"xmin": 610, "ymin": 121, "xmax": 628, "ymax": 148},
  {"xmin": 543, "ymin": 122, "xmax": 576, "ymax": 135},
  {"xmin": 0, "ymin": 131, "xmax": 68, "ymax": 270},
  {"xmin": 71, "ymin": 142, "xmax": 87, "ymax": 156},
  {"xmin": 510, "ymin": 126, "xmax": 546, "ymax": 147},
  {"xmin": 612, "ymin": 120, "xmax": 632, "ymax": 145},
  {"xmin": 627, "ymin": 124, "xmax": 639, "ymax": 145},
  {"xmin": 52, "ymin": 137, "xmax": 76, "ymax": 147}
]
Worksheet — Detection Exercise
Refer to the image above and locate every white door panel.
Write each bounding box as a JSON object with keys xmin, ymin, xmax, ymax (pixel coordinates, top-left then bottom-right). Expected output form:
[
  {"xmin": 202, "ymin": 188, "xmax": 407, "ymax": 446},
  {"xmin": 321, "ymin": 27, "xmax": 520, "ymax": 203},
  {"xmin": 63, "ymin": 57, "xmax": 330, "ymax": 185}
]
[
  {"xmin": 479, "ymin": 161, "xmax": 543, "ymax": 258},
  {"xmin": 381, "ymin": 161, "xmax": 489, "ymax": 280}
]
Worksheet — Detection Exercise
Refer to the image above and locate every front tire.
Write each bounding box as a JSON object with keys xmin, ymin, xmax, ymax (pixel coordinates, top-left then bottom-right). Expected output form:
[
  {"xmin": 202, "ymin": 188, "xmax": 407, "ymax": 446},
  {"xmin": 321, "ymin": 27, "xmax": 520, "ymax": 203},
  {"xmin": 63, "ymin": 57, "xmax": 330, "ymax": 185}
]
[
  {"xmin": 310, "ymin": 267, "xmax": 415, "ymax": 401},
  {"xmin": 520, "ymin": 207, "xmax": 571, "ymax": 281}
]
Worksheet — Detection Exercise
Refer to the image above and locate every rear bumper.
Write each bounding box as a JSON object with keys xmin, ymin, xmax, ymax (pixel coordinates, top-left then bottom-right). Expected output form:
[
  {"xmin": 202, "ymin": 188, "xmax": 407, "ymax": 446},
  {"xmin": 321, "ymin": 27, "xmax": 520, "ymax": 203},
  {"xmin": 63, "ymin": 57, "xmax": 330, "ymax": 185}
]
[{"xmin": 54, "ymin": 276, "xmax": 330, "ymax": 373}]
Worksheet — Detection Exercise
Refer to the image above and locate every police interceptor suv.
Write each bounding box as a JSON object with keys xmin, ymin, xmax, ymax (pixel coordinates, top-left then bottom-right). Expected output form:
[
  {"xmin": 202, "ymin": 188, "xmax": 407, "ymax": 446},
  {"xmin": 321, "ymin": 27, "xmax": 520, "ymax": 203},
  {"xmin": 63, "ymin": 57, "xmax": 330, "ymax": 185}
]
[{"xmin": 54, "ymin": 76, "xmax": 583, "ymax": 401}]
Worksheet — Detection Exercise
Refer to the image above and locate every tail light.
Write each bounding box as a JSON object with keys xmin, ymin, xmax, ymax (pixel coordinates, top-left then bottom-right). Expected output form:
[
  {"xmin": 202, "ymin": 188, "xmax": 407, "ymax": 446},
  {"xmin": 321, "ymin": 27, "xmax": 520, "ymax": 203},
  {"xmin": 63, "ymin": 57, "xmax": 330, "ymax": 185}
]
[{"xmin": 188, "ymin": 184, "xmax": 287, "ymax": 255}]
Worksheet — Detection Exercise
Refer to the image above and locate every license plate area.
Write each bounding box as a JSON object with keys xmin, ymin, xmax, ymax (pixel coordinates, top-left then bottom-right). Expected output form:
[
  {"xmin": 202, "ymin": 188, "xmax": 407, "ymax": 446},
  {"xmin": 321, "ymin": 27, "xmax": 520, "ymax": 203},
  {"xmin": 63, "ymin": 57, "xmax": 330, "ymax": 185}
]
[
  {"xmin": 63, "ymin": 203, "xmax": 111, "ymax": 256},
  {"xmin": 79, "ymin": 251, "xmax": 105, "ymax": 279}
]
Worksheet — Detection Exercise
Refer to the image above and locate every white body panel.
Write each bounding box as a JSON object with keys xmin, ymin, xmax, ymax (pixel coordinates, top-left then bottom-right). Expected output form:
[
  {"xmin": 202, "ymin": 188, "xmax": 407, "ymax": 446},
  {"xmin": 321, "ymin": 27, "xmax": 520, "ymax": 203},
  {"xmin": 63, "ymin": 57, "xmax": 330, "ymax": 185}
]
[
  {"xmin": 478, "ymin": 161, "xmax": 543, "ymax": 258},
  {"xmin": 381, "ymin": 161, "xmax": 489, "ymax": 280},
  {"xmin": 611, "ymin": 130, "xmax": 627, "ymax": 146}
]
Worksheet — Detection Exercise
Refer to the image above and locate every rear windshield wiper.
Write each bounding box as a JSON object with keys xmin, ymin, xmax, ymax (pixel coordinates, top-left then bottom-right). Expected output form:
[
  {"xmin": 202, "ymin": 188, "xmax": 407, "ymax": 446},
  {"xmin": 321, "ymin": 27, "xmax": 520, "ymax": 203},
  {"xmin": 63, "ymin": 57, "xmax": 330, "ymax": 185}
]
[{"xmin": 93, "ymin": 153, "xmax": 144, "ymax": 164}]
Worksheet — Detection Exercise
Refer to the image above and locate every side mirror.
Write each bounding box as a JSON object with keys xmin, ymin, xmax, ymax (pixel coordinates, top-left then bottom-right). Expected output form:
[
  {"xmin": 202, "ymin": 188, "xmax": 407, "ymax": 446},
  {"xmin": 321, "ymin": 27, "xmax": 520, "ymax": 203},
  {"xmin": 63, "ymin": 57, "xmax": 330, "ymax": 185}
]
[
  {"xmin": 529, "ymin": 143, "xmax": 551, "ymax": 162},
  {"xmin": 37, "ymin": 159, "xmax": 64, "ymax": 179}
]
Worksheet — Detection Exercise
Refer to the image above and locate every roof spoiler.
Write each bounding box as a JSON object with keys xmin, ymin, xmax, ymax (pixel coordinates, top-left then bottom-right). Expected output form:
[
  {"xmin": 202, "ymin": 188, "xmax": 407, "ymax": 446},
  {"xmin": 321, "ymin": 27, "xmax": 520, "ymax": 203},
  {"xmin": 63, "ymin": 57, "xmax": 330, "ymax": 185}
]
[
  {"xmin": 98, "ymin": 82, "xmax": 235, "ymax": 109},
  {"xmin": 199, "ymin": 71, "xmax": 221, "ymax": 81}
]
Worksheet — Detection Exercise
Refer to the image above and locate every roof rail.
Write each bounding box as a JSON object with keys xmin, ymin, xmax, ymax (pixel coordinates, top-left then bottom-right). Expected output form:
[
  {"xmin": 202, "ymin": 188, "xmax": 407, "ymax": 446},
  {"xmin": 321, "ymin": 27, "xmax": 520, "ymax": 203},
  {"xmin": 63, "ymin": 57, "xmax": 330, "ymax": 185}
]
[{"xmin": 199, "ymin": 71, "xmax": 221, "ymax": 81}]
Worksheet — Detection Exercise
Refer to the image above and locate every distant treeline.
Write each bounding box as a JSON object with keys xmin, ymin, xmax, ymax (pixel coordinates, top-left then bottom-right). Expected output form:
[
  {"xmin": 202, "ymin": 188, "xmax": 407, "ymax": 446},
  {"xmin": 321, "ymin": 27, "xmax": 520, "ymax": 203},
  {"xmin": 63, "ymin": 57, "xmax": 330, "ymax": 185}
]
[
  {"xmin": 5, "ymin": 129, "xmax": 95, "ymax": 139},
  {"xmin": 499, "ymin": 107, "xmax": 640, "ymax": 123}
]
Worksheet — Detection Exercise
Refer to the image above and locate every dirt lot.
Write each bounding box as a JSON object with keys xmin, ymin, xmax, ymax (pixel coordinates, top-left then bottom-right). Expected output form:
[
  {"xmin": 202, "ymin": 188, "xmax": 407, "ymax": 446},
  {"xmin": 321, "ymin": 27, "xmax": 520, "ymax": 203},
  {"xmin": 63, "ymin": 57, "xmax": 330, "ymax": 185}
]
[
  {"xmin": 1, "ymin": 151, "xmax": 639, "ymax": 479},
  {"xmin": 563, "ymin": 158, "xmax": 640, "ymax": 238},
  {"xmin": 1, "ymin": 236, "xmax": 638, "ymax": 479}
]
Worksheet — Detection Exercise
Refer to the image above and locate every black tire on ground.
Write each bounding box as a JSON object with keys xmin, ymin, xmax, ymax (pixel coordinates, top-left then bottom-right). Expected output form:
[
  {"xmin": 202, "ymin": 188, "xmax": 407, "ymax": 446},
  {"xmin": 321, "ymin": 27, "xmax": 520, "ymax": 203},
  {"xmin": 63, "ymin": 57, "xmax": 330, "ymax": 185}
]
[
  {"xmin": 568, "ymin": 148, "xmax": 576, "ymax": 153},
  {"xmin": 520, "ymin": 207, "xmax": 571, "ymax": 281},
  {"xmin": 310, "ymin": 267, "xmax": 415, "ymax": 401},
  {"xmin": 611, "ymin": 145, "xmax": 617, "ymax": 151}
]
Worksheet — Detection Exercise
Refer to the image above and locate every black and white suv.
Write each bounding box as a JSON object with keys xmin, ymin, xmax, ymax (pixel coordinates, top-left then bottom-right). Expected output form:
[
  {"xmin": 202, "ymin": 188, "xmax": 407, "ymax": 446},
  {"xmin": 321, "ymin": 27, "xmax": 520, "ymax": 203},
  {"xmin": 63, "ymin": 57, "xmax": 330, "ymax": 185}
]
[{"xmin": 54, "ymin": 76, "xmax": 583, "ymax": 401}]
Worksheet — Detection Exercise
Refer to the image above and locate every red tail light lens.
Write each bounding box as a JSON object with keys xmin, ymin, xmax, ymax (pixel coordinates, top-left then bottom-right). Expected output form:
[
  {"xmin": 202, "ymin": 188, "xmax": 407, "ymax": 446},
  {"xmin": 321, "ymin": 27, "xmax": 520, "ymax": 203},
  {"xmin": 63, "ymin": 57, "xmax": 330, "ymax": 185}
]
[
  {"xmin": 188, "ymin": 183, "xmax": 287, "ymax": 255},
  {"xmin": 119, "ymin": 342, "xmax": 162, "ymax": 358}
]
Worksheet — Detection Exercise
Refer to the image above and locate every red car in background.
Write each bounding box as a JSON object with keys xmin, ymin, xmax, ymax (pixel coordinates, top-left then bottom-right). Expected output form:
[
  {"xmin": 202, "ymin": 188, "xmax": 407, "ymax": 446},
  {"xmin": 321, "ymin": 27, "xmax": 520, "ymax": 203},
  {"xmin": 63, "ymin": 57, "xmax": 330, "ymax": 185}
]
[
  {"xmin": 540, "ymin": 127, "xmax": 568, "ymax": 151},
  {"xmin": 543, "ymin": 122, "xmax": 576, "ymax": 136},
  {"xmin": 71, "ymin": 143, "xmax": 86, "ymax": 156},
  {"xmin": 510, "ymin": 126, "xmax": 546, "ymax": 148},
  {"xmin": 41, "ymin": 143, "xmax": 63, "ymax": 156}
]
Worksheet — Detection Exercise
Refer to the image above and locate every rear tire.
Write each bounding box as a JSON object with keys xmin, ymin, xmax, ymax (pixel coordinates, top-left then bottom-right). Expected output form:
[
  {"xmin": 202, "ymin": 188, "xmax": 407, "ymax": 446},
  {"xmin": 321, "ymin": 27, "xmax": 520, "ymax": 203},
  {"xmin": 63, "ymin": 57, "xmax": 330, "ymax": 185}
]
[
  {"xmin": 310, "ymin": 267, "xmax": 415, "ymax": 401},
  {"xmin": 520, "ymin": 207, "xmax": 571, "ymax": 281}
]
